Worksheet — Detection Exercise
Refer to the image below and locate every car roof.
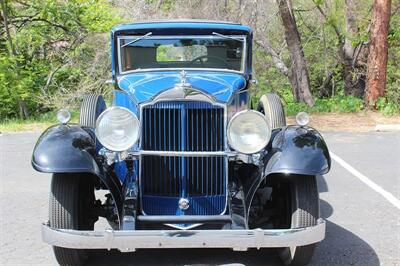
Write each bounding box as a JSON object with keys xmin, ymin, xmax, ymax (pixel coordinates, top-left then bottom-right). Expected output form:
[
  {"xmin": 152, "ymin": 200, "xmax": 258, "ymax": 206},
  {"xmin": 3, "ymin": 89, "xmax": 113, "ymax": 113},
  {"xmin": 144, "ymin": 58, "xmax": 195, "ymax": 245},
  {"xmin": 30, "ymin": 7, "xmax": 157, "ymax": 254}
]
[{"xmin": 111, "ymin": 20, "xmax": 251, "ymax": 34}]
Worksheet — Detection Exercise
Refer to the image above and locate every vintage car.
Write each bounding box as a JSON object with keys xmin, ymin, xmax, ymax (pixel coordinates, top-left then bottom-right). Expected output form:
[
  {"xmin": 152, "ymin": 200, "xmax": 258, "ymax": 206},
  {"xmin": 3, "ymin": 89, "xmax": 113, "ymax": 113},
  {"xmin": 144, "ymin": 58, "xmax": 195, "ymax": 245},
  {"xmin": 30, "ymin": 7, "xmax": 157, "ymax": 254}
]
[{"xmin": 32, "ymin": 20, "xmax": 331, "ymax": 266}]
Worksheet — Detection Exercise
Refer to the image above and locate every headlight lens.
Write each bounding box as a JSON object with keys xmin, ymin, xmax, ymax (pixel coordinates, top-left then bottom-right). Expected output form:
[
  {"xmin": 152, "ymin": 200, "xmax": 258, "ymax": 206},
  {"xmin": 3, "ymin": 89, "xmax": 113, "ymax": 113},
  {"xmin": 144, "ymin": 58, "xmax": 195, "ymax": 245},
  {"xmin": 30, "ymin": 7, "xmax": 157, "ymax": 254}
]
[
  {"xmin": 227, "ymin": 110, "xmax": 271, "ymax": 154},
  {"xmin": 95, "ymin": 107, "xmax": 139, "ymax": 151}
]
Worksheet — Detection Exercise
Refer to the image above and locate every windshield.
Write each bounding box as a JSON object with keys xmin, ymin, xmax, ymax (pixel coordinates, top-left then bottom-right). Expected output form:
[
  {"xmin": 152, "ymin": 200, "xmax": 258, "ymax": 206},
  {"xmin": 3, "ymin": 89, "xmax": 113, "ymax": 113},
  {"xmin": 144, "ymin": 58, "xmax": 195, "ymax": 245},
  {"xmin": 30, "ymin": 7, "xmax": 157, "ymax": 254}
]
[{"xmin": 118, "ymin": 36, "xmax": 246, "ymax": 73}]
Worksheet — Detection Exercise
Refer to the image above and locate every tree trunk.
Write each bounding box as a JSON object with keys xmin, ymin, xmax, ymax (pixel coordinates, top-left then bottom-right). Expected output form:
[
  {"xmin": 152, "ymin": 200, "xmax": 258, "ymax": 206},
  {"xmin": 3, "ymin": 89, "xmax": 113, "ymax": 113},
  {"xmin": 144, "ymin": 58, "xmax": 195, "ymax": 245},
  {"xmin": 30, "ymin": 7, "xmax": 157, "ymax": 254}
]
[
  {"xmin": 0, "ymin": 0, "xmax": 16, "ymax": 55},
  {"xmin": 365, "ymin": 0, "xmax": 391, "ymax": 107},
  {"xmin": 343, "ymin": 0, "xmax": 357, "ymax": 96},
  {"xmin": 1, "ymin": 0, "xmax": 30, "ymax": 119},
  {"xmin": 277, "ymin": 0, "xmax": 315, "ymax": 107},
  {"xmin": 343, "ymin": 0, "xmax": 367, "ymax": 97}
]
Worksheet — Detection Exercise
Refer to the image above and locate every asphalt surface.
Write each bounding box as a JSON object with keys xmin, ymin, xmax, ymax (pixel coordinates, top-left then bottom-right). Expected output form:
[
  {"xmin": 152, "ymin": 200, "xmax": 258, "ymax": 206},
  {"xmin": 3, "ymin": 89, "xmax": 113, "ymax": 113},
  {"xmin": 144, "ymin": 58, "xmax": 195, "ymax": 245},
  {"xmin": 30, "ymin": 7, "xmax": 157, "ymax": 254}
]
[{"xmin": 0, "ymin": 131, "xmax": 399, "ymax": 265}]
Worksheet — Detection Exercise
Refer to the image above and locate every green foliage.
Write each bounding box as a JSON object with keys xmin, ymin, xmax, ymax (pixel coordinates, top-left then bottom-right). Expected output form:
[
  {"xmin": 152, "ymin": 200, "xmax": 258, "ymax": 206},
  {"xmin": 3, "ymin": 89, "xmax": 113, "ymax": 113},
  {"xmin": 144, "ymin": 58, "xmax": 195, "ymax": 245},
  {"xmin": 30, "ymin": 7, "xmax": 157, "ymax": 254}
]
[
  {"xmin": 0, "ymin": 0, "xmax": 123, "ymax": 120},
  {"xmin": 1, "ymin": 0, "xmax": 399, "ymax": 124},
  {"xmin": 376, "ymin": 98, "xmax": 400, "ymax": 116},
  {"xmin": 0, "ymin": 110, "xmax": 79, "ymax": 132},
  {"xmin": 283, "ymin": 95, "xmax": 364, "ymax": 116},
  {"xmin": 384, "ymin": 6, "xmax": 400, "ymax": 116},
  {"xmin": 284, "ymin": 93, "xmax": 364, "ymax": 116}
]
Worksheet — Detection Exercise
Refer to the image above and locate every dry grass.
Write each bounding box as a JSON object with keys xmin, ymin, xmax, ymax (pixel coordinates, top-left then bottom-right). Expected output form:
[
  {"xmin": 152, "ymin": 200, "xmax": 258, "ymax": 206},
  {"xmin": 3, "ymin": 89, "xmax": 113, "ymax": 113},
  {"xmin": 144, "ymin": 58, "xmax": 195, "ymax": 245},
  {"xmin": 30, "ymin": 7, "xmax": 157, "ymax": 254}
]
[
  {"xmin": 287, "ymin": 111, "xmax": 400, "ymax": 132},
  {"xmin": 1, "ymin": 111, "xmax": 399, "ymax": 133}
]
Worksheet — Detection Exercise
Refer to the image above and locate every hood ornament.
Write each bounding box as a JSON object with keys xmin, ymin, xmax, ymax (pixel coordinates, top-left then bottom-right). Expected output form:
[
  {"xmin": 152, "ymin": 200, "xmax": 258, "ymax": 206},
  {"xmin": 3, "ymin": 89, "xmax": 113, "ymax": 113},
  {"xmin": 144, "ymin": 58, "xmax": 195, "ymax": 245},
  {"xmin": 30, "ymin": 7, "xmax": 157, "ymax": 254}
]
[{"xmin": 178, "ymin": 70, "xmax": 191, "ymax": 87}]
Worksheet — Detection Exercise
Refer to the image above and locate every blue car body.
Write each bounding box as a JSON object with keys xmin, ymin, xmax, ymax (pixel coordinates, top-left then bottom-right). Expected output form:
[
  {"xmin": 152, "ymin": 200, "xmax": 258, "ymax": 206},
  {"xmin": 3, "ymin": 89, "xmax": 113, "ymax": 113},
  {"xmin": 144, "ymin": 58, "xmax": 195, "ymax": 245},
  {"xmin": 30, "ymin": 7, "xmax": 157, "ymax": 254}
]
[{"xmin": 32, "ymin": 21, "xmax": 330, "ymax": 256}]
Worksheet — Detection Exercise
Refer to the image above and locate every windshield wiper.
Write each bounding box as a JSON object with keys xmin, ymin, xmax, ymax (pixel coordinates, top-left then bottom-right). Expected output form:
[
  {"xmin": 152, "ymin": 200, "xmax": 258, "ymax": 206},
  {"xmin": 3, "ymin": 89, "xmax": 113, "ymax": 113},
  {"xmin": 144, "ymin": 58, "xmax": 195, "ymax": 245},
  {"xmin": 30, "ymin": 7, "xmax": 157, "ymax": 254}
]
[
  {"xmin": 121, "ymin": 32, "xmax": 153, "ymax": 48},
  {"xmin": 212, "ymin": 32, "xmax": 244, "ymax": 42}
]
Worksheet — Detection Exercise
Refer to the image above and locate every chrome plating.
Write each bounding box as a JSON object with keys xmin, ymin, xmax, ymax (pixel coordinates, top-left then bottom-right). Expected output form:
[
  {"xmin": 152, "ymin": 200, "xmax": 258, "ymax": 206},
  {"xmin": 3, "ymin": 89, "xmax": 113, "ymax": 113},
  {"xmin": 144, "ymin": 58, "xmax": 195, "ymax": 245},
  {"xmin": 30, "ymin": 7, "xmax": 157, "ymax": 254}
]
[
  {"xmin": 178, "ymin": 198, "xmax": 190, "ymax": 210},
  {"xmin": 41, "ymin": 219, "xmax": 326, "ymax": 250},
  {"xmin": 138, "ymin": 94, "xmax": 230, "ymax": 228}
]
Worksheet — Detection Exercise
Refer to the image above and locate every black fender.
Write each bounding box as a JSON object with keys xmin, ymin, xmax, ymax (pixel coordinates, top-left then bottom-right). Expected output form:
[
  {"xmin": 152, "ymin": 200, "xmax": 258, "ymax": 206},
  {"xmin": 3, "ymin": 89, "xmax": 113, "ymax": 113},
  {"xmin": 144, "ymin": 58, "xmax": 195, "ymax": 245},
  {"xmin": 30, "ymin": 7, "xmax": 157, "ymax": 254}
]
[
  {"xmin": 264, "ymin": 125, "xmax": 331, "ymax": 176},
  {"xmin": 32, "ymin": 124, "xmax": 123, "ymax": 228},
  {"xmin": 32, "ymin": 124, "xmax": 99, "ymax": 174},
  {"xmin": 242, "ymin": 126, "xmax": 331, "ymax": 219}
]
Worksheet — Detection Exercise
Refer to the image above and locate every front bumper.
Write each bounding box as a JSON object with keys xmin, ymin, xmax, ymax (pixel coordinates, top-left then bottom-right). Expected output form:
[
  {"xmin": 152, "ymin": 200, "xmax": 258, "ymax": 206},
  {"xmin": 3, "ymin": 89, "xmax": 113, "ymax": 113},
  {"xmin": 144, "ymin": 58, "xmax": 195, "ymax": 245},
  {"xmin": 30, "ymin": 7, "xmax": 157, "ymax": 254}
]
[{"xmin": 41, "ymin": 219, "xmax": 325, "ymax": 252}]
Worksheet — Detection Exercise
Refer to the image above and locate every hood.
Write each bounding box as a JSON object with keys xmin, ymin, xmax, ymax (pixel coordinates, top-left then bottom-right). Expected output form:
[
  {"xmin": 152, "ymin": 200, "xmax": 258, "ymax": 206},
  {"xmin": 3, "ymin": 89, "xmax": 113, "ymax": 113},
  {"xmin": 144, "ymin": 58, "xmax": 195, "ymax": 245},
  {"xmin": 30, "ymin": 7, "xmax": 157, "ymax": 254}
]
[{"xmin": 117, "ymin": 71, "xmax": 247, "ymax": 104}]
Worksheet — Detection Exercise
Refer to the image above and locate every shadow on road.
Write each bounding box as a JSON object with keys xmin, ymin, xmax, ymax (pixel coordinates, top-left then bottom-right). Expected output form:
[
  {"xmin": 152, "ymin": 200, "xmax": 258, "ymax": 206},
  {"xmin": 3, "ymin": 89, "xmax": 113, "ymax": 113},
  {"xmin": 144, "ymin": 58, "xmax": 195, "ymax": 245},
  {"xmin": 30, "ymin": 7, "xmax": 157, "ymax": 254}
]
[
  {"xmin": 86, "ymin": 195, "xmax": 379, "ymax": 266},
  {"xmin": 311, "ymin": 199, "xmax": 379, "ymax": 266}
]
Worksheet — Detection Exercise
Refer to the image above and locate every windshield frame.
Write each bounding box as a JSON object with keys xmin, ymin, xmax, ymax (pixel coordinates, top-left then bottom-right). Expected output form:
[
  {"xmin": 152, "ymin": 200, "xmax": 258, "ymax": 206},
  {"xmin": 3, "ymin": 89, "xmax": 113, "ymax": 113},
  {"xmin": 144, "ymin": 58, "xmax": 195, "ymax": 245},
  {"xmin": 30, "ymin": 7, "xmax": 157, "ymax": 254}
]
[{"xmin": 116, "ymin": 35, "xmax": 247, "ymax": 75}]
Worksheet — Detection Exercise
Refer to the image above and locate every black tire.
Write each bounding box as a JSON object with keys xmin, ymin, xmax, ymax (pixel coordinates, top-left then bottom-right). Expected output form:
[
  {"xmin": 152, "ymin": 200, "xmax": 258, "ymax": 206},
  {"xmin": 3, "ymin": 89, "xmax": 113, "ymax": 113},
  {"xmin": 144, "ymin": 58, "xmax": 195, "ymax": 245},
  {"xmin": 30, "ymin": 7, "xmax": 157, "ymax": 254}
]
[
  {"xmin": 257, "ymin": 93, "xmax": 286, "ymax": 129},
  {"xmin": 49, "ymin": 174, "xmax": 96, "ymax": 266},
  {"xmin": 278, "ymin": 175, "xmax": 319, "ymax": 266},
  {"xmin": 79, "ymin": 94, "xmax": 106, "ymax": 128}
]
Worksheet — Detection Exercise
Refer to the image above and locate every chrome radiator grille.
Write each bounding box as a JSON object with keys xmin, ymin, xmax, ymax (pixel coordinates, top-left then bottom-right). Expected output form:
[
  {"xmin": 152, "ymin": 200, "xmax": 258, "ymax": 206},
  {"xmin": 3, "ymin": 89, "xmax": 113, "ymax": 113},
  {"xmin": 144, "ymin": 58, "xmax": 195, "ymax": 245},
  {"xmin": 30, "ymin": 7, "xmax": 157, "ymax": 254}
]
[
  {"xmin": 142, "ymin": 101, "xmax": 224, "ymax": 151},
  {"xmin": 140, "ymin": 101, "xmax": 227, "ymax": 216}
]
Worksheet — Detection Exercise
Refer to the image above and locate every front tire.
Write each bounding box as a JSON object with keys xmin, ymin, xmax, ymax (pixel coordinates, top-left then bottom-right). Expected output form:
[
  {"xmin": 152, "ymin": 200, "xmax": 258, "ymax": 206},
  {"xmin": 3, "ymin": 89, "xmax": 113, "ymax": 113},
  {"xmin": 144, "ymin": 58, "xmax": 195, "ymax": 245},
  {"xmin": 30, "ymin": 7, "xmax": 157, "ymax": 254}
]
[
  {"xmin": 278, "ymin": 175, "xmax": 319, "ymax": 266},
  {"xmin": 49, "ymin": 174, "xmax": 96, "ymax": 266}
]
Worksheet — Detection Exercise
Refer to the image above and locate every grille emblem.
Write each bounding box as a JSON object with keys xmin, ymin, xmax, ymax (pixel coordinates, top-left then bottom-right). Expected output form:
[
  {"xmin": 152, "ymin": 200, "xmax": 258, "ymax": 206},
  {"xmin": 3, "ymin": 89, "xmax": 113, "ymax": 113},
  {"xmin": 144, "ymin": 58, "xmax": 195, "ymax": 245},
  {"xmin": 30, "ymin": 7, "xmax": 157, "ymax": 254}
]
[{"xmin": 178, "ymin": 198, "xmax": 190, "ymax": 210}]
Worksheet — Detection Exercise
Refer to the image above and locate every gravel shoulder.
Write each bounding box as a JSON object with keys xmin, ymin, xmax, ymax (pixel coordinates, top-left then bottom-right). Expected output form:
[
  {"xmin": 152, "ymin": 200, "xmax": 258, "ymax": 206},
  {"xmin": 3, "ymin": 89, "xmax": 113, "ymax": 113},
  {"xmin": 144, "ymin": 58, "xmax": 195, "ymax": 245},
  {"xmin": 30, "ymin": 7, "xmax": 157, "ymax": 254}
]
[
  {"xmin": 287, "ymin": 111, "xmax": 400, "ymax": 132},
  {"xmin": 1, "ymin": 111, "xmax": 399, "ymax": 134}
]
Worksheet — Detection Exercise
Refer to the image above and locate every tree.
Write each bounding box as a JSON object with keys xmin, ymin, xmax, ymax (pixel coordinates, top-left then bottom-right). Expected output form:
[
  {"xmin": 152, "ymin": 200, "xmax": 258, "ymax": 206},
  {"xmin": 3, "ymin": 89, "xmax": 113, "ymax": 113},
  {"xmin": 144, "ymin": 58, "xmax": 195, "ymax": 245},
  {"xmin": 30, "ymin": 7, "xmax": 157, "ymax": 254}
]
[
  {"xmin": 0, "ymin": 0, "xmax": 122, "ymax": 119},
  {"xmin": 342, "ymin": 0, "xmax": 367, "ymax": 97},
  {"xmin": 277, "ymin": 0, "xmax": 315, "ymax": 107},
  {"xmin": 365, "ymin": 0, "xmax": 392, "ymax": 107},
  {"xmin": 313, "ymin": 0, "xmax": 368, "ymax": 98}
]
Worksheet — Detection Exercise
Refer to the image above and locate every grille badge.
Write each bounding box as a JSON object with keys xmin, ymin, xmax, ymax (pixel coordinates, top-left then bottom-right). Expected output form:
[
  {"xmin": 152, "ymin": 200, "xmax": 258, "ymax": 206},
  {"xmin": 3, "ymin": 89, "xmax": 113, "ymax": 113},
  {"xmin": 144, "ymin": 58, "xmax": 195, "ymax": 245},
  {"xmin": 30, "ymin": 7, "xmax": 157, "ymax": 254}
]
[{"xmin": 178, "ymin": 198, "xmax": 190, "ymax": 210}]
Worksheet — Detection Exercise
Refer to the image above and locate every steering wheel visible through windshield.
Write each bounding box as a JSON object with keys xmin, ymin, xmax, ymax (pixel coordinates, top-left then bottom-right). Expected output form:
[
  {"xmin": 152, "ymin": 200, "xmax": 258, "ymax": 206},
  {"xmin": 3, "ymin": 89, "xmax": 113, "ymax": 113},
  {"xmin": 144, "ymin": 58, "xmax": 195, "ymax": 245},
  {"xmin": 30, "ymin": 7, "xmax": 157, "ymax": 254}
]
[{"xmin": 118, "ymin": 35, "xmax": 246, "ymax": 73}]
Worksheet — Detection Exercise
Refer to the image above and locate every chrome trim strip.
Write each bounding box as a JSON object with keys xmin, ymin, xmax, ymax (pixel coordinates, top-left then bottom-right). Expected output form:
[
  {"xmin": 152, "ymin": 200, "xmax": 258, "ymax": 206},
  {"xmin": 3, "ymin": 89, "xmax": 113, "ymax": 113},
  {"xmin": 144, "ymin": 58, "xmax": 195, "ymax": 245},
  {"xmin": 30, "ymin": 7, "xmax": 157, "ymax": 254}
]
[
  {"xmin": 41, "ymin": 219, "xmax": 326, "ymax": 251},
  {"xmin": 130, "ymin": 150, "xmax": 236, "ymax": 157}
]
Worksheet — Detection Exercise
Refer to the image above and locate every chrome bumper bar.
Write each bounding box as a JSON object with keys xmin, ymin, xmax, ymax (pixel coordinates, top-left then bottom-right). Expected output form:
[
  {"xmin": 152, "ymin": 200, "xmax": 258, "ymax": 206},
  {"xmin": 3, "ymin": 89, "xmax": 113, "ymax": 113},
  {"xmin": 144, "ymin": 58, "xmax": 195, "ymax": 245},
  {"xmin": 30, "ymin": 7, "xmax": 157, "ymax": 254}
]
[{"xmin": 41, "ymin": 219, "xmax": 325, "ymax": 252}]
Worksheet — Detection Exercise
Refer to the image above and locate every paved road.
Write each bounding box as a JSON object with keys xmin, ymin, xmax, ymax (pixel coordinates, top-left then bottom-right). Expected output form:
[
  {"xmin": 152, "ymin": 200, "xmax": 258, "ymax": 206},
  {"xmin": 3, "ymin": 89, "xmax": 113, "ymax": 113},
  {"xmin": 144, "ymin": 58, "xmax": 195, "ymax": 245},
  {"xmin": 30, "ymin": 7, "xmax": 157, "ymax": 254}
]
[{"xmin": 0, "ymin": 131, "xmax": 399, "ymax": 265}]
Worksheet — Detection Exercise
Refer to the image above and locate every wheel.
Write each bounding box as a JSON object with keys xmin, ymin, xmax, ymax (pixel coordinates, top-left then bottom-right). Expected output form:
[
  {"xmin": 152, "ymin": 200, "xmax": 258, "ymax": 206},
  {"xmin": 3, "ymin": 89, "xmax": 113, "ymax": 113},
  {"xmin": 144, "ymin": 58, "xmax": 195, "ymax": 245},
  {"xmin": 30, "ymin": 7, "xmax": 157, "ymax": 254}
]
[
  {"xmin": 49, "ymin": 173, "xmax": 97, "ymax": 266},
  {"xmin": 257, "ymin": 93, "xmax": 286, "ymax": 129},
  {"xmin": 79, "ymin": 94, "xmax": 106, "ymax": 128},
  {"xmin": 277, "ymin": 175, "xmax": 319, "ymax": 266}
]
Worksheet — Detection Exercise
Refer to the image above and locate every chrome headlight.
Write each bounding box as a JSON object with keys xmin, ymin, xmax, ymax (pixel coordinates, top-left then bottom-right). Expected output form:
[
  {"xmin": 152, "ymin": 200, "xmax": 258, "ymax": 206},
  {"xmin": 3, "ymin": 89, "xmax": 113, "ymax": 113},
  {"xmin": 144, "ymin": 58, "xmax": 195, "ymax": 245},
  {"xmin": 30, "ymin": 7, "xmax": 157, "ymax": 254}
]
[
  {"xmin": 95, "ymin": 107, "xmax": 139, "ymax": 152},
  {"xmin": 227, "ymin": 110, "xmax": 271, "ymax": 154}
]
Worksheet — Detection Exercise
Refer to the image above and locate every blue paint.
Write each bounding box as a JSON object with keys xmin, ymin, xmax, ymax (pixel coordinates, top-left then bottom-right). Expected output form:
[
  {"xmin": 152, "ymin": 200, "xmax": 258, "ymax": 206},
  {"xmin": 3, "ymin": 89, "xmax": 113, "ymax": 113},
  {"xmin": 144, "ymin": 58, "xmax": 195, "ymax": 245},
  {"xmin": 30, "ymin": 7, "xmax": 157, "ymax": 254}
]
[
  {"xmin": 110, "ymin": 20, "xmax": 253, "ymax": 81},
  {"xmin": 110, "ymin": 32, "xmax": 116, "ymax": 79},
  {"xmin": 117, "ymin": 71, "xmax": 246, "ymax": 104},
  {"xmin": 111, "ymin": 21, "xmax": 251, "ymax": 34},
  {"xmin": 108, "ymin": 21, "xmax": 250, "ymax": 225},
  {"xmin": 113, "ymin": 90, "xmax": 138, "ymax": 114},
  {"xmin": 114, "ymin": 161, "xmax": 127, "ymax": 183}
]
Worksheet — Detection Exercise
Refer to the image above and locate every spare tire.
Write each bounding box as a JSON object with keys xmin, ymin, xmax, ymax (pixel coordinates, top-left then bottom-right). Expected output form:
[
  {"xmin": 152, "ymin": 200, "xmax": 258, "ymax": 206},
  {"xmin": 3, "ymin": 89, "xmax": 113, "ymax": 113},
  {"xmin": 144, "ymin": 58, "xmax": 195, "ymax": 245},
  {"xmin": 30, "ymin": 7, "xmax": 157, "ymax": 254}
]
[
  {"xmin": 257, "ymin": 93, "xmax": 286, "ymax": 129},
  {"xmin": 79, "ymin": 94, "xmax": 106, "ymax": 128}
]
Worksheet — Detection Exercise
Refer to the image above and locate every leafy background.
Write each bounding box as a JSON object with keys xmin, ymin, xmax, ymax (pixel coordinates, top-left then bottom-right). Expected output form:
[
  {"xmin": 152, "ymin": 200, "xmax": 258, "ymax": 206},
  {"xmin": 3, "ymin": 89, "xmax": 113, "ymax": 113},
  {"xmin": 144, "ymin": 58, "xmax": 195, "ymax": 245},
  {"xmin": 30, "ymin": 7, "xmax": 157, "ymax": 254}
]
[{"xmin": 0, "ymin": 0, "xmax": 399, "ymax": 123}]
